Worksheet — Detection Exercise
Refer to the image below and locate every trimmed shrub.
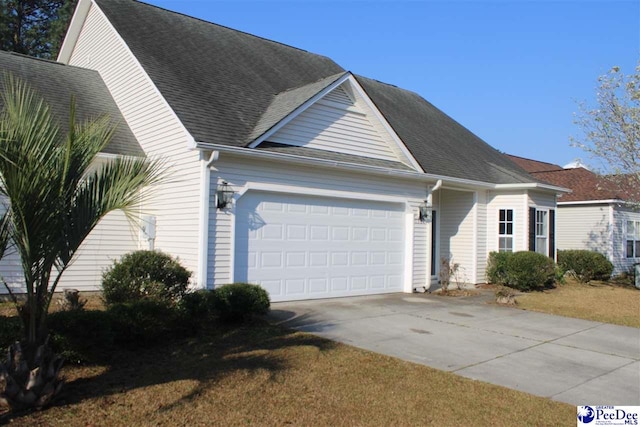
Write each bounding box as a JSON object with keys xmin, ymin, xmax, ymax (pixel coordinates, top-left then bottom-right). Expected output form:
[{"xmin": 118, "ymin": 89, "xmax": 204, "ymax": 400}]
[
  {"xmin": 102, "ymin": 250, "xmax": 191, "ymax": 305},
  {"xmin": 505, "ymin": 251, "xmax": 556, "ymax": 291},
  {"xmin": 177, "ymin": 289, "xmax": 217, "ymax": 326},
  {"xmin": 212, "ymin": 283, "xmax": 270, "ymax": 322},
  {"xmin": 108, "ymin": 300, "xmax": 185, "ymax": 348},
  {"xmin": 486, "ymin": 251, "xmax": 512, "ymax": 285},
  {"xmin": 557, "ymin": 250, "xmax": 613, "ymax": 283},
  {"xmin": 48, "ymin": 310, "xmax": 116, "ymax": 363}
]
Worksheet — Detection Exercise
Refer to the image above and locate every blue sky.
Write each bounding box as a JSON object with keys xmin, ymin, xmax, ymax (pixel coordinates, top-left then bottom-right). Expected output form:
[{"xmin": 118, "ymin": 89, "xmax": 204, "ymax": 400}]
[{"xmin": 146, "ymin": 0, "xmax": 639, "ymax": 167}]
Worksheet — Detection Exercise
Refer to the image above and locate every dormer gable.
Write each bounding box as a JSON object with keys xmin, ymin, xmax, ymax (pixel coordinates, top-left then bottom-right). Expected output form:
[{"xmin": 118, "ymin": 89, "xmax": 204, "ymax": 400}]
[{"xmin": 251, "ymin": 74, "xmax": 422, "ymax": 172}]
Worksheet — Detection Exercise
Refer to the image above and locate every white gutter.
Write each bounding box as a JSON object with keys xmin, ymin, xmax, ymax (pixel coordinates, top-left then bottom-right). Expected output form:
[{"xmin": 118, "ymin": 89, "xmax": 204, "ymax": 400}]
[
  {"xmin": 196, "ymin": 142, "xmax": 559, "ymax": 192},
  {"xmin": 558, "ymin": 199, "xmax": 624, "ymax": 206}
]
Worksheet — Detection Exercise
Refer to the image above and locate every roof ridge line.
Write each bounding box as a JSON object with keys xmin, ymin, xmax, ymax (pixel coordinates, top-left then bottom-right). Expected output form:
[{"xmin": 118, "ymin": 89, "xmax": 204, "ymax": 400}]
[{"xmin": 129, "ymin": 0, "xmax": 335, "ymax": 61}]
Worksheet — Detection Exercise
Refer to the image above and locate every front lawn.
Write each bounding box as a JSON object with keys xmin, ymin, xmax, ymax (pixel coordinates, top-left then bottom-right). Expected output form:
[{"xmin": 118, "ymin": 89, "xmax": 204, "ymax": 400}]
[
  {"xmin": 3, "ymin": 322, "xmax": 573, "ymax": 426},
  {"xmin": 516, "ymin": 278, "xmax": 640, "ymax": 328}
]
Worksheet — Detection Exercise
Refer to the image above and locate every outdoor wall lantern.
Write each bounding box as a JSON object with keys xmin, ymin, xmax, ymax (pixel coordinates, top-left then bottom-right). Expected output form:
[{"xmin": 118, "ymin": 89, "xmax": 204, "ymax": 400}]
[
  {"xmin": 216, "ymin": 181, "xmax": 235, "ymax": 209},
  {"xmin": 419, "ymin": 200, "xmax": 432, "ymax": 222}
]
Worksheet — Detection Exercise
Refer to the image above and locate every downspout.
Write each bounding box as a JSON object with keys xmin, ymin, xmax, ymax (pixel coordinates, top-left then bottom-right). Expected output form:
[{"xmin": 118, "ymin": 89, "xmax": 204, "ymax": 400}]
[
  {"xmin": 415, "ymin": 180, "xmax": 442, "ymax": 293},
  {"xmin": 197, "ymin": 150, "xmax": 219, "ymax": 289}
]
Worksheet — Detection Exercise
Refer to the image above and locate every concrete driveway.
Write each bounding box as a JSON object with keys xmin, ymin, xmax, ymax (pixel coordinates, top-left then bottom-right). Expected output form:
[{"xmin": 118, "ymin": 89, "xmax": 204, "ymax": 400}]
[{"xmin": 269, "ymin": 292, "xmax": 640, "ymax": 406}]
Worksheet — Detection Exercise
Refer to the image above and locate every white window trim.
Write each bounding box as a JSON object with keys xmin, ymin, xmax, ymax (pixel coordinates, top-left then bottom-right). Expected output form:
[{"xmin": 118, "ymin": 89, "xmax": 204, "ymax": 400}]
[
  {"xmin": 498, "ymin": 208, "xmax": 515, "ymax": 253},
  {"xmin": 535, "ymin": 209, "xmax": 549, "ymax": 255}
]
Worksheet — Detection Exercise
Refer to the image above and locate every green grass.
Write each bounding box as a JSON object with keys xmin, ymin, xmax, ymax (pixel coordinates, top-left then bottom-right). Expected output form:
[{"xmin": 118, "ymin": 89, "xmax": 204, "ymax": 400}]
[
  {"xmin": 516, "ymin": 277, "xmax": 640, "ymax": 328},
  {"xmin": 2, "ymin": 321, "xmax": 574, "ymax": 426}
]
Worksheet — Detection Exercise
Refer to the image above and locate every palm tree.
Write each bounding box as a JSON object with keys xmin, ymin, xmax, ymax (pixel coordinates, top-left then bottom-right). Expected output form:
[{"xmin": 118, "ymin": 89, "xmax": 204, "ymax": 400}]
[{"xmin": 0, "ymin": 75, "xmax": 163, "ymax": 409}]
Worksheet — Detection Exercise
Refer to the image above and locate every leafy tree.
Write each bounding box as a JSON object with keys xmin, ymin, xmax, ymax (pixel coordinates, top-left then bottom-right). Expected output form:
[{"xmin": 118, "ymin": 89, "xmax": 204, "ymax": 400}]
[
  {"xmin": 0, "ymin": 0, "xmax": 78, "ymax": 59},
  {"xmin": 0, "ymin": 76, "xmax": 162, "ymax": 409},
  {"xmin": 572, "ymin": 63, "xmax": 640, "ymax": 181}
]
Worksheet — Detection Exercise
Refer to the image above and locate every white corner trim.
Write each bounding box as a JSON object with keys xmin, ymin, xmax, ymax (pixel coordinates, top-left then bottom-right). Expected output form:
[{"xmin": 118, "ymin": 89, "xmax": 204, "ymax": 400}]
[
  {"xmin": 64, "ymin": 2, "xmax": 196, "ymax": 150},
  {"xmin": 57, "ymin": 0, "xmax": 92, "ymax": 62},
  {"xmin": 348, "ymin": 75, "xmax": 424, "ymax": 173},
  {"xmin": 609, "ymin": 204, "xmax": 615, "ymax": 259},
  {"xmin": 248, "ymin": 72, "xmax": 351, "ymax": 148}
]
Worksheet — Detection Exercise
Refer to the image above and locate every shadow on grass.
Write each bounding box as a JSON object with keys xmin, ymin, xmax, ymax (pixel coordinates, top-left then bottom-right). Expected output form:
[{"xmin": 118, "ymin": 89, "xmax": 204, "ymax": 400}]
[{"xmin": 2, "ymin": 318, "xmax": 337, "ymax": 424}]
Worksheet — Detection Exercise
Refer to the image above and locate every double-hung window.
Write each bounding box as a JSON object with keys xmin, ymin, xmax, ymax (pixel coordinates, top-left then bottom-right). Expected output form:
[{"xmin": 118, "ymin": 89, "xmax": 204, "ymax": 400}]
[
  {"xmin": 535, "ymin": 210, "xmax": 548, "ymax": 255},
  {"xmin": 626, "ymin": 220, "xmax": 640, "ymax": 258},
  {"xmin": 499, "ymin": 209, "xmax": 514, "ymax": 252}
]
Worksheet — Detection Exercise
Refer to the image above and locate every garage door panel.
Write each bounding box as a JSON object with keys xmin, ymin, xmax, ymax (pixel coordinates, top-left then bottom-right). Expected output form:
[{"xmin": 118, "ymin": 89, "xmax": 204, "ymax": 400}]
[{"xmin": 234, "ymin": 192, "xmax": 405, "ymax": 301}]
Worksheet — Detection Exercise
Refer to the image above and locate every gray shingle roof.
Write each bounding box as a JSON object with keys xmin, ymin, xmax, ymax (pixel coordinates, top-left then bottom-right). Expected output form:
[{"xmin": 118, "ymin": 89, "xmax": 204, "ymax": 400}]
[
  {"xmin": 95, "ymin": 0, "xmax": 344, "ymax": 147},
  {"xmin": 94, "ymin": 0, "xmax": 537, "ymax": 185},
  {"xmin": 0, "ymin": 50, "xmax": 143, "ymax": 156},
  {"xmin": 355, "ymin": 76, "xmax": 535, "ymax": 184}
]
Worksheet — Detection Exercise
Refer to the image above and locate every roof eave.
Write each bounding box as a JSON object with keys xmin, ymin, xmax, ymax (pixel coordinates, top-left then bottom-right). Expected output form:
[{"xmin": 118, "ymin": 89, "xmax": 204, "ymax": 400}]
[
  {"xmin": 193, "ymin": 141, "xmax": 551, "ymax": 191},
  {"xmin": 558, "ymin": 199, "xmax": 629, "ymax": 206},
  {"xmin": 495, "ymin": 182, "xmax": 571, "ymax": 194}
]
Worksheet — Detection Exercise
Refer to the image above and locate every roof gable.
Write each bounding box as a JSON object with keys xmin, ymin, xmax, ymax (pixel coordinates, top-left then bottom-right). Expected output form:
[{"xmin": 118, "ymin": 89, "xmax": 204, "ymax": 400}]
[
  {"xmin": 92, "ymin": 0, "xmax": 344, "ymax": 147},
  {"xmin": 251, "ymin": 74, "xmax": 422, "ymax": 171},
  {"xmin": 0, "ymin": 50, "xmax": 143, "ymax": 156}
]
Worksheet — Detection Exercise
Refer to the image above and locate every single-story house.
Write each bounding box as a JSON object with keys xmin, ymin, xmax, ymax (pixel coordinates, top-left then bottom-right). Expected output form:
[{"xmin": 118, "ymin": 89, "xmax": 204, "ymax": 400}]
[
  {"xmin": 0, "ymin": 0, "xmax": 567, "ymax": 301},
  {"xmin": 507, "ymin": 154, "xmax": 640, "ymax": 276}
]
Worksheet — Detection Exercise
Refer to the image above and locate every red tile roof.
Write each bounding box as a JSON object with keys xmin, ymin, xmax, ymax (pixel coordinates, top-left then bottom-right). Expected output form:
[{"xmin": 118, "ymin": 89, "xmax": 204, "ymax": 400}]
[{"xmin": 506, "ymin": 154, "xmax": 639, "ymax": 203}]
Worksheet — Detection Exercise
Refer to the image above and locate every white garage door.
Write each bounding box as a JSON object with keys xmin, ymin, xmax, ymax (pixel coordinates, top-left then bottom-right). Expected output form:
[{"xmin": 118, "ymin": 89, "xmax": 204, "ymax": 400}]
[{"xmin": 234, "ymin": 191, "xmax": 405, "ymax": 302}]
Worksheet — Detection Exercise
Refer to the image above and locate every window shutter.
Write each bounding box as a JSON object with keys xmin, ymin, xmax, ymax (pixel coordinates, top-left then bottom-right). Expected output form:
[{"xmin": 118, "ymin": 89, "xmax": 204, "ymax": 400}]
[
  {"xmin": 529, "ymin": 207, "xmax": 536, "ymax": 251},
  {"xmin": 549, "ymin": 209, "xmax": 556, "ymax": 259}
]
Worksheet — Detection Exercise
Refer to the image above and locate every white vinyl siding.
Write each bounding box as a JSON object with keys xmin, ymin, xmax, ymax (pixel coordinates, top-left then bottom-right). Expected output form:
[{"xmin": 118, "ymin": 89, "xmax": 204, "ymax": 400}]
[
  {"xmin": 439, "ymin": 189, "xmax": 475, "ymax": 285},
  {"xmin": 67, "ymin": 4, "xmax": 202, "ymax": 282},
  {"xmin": 0, "ymin": 206, "xmax": 139, "ymax": 294},
  {"xmin": 207, "ymin": 155, "xmax": 427, "ymax": 289},
  {"xmin": 412, "ymin": 207, "xmax": 429, "ymax": 289},
  {"xmin": 556, "ymin": 205, "xmax": 611, "ymax": 253},
  {"xmin": 269, "ymin": 85, "xmax": 401, "ymax": 163}
]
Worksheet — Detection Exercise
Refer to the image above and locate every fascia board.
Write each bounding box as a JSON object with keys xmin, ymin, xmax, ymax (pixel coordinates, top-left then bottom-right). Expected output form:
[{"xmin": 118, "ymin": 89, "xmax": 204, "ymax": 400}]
[
  {"xmin": 557, "ymin": 199, "xmax": 624, "ymax": 206},
  {"xmin": 495, "ymin": 182, "xmax": 570, "ymax": 194},
  {"xmin": 57, "ymin": 0, "xmax": 92, "ymax": 63}
]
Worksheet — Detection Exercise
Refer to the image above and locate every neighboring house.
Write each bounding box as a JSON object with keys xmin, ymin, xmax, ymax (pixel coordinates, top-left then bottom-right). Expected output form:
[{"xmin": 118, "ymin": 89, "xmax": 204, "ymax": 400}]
[
  {"xmin": 0, "ymin": 0, "xmax": 566, "ymax": 301},
  {"xmin": 507, "ymin": 154, "xmax": 639, "ymax": 275}
]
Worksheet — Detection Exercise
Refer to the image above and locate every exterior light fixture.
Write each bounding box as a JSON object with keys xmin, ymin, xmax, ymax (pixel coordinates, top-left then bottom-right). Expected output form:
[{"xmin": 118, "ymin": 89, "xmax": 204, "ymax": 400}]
[
  {"xmin": 216, "ymin": 181, "xmax": 234, "ymax": 209},
  {"xmin": 419, "ymin": 200, "xmax": 432, "ymax": 222}
]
